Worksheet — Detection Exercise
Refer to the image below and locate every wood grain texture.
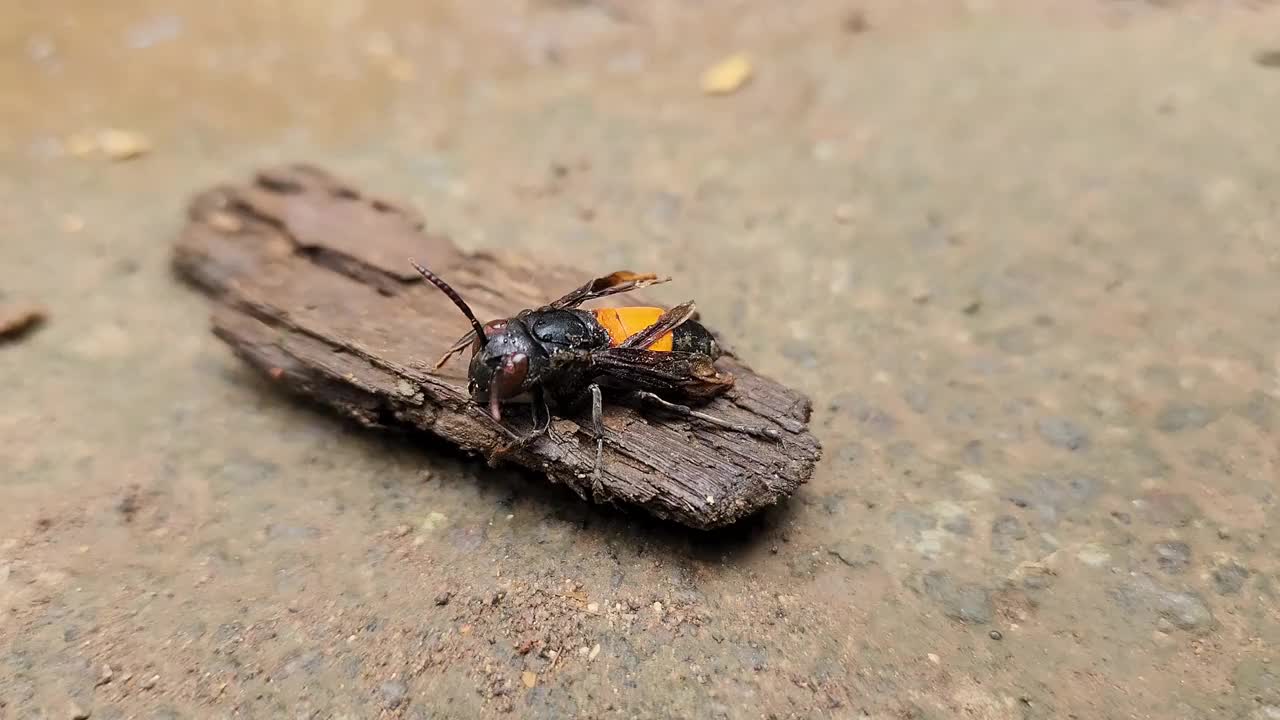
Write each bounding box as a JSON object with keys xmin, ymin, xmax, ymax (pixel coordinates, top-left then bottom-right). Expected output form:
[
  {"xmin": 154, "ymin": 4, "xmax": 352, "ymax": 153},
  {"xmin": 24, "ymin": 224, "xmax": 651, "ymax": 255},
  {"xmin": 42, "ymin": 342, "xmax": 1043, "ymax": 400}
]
[{"xmin": 172, "ymin": 164, "xmax": 821, "ymax": 529}]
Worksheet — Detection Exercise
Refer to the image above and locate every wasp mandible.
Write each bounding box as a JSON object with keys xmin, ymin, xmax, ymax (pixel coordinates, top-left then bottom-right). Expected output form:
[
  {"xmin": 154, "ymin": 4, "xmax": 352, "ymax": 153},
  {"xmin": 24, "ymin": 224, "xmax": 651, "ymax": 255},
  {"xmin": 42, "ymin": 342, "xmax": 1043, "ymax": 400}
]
[{"xmin": 409, "ymin": 260, "xmax": 780, "ymax": 481}]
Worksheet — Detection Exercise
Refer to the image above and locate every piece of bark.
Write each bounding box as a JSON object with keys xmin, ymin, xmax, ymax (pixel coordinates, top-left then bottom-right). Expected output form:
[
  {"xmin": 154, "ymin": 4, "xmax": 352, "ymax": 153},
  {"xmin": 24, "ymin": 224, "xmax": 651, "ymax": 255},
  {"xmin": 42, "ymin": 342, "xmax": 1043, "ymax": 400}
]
[
  {"xmin": 172, "ymin": 164, "xmax": 821, "ymax": 529},
  {"xmin": 0, "ymin": 303, "xmax": 47, "ymax": 342}
]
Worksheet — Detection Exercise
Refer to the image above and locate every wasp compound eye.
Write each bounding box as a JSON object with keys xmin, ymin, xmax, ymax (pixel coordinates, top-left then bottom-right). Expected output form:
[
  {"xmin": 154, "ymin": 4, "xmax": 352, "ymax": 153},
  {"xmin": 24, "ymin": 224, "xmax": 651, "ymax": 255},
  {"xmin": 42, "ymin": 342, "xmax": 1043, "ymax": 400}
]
[
  {"xmin": 476, "ymin": 319, "xmax": 508, "ymax": 352},
  {"xmin": 488, "ymin": 353, "xmax": 528, "ymax": 422}
]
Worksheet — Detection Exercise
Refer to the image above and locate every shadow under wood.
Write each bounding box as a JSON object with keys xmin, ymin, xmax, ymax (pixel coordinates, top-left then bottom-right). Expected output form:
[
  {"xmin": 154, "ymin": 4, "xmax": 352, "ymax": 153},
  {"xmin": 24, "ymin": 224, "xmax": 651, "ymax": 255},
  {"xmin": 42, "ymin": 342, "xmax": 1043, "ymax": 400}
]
[{"xmin": 219, "ymin": 354, "xmax": 800, "ymax": 559}]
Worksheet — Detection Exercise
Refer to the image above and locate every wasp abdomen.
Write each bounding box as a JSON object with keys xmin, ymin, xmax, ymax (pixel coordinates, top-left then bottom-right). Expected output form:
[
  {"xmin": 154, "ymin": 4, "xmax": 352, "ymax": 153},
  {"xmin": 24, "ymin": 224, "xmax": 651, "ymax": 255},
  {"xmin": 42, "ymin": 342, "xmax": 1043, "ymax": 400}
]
[
  {"xmin": 592, "ymin": 307, "xmax": 720, "ymax": 358},
  {"xmin": 673, "ymin": 321, "xmax": 721, "ymax": 359}
]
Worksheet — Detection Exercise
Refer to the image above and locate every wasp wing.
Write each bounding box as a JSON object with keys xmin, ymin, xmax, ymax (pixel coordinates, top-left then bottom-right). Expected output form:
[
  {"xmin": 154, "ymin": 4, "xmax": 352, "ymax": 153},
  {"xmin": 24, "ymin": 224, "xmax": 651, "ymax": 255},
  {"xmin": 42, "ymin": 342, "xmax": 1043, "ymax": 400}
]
[
  {"xmin": 618, "ymin": 301, "xmax": 697, "ymax": 350},
  {"xmin": 588, "ymin": 347, "xmax": 733, "ymax": 401},
  {"xmin": 549, "ymin": 271, "xmax": 671, "ymax": 309}
]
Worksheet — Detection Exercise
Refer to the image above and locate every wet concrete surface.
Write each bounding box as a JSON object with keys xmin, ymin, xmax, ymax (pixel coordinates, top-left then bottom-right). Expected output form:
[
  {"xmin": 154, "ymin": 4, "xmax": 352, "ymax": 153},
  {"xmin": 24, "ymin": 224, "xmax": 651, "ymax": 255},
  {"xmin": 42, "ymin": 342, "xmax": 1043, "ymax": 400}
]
[{"xmin": 3, "ymin": 2, "xmax": 1280, "ymax": 718}]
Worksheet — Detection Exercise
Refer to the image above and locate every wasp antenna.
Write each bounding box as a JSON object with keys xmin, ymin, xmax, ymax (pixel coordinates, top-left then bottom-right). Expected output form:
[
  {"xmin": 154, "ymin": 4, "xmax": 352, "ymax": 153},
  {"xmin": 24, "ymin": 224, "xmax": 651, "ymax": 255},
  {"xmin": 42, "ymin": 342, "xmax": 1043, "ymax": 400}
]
[{"xmin": 409, "ymin": 258, "xmax": 487, "ymax": 341}]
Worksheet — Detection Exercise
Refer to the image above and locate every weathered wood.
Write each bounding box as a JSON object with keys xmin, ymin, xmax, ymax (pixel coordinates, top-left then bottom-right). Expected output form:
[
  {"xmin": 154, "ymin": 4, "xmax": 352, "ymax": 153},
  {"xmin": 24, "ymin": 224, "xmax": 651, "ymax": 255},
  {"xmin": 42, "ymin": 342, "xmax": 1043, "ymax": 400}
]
[{"xmin": 172, "ymin": 164, "xmax": 821, "ymax": 529}]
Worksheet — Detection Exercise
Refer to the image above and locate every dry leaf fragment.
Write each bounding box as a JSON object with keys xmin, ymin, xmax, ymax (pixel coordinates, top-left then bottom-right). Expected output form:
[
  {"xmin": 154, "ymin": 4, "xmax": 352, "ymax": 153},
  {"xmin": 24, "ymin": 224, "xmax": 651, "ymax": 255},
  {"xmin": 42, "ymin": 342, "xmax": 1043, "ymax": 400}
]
[
  {"xmin": 64, "ymin": 132, "xmax": 97, "ymax": 157},
  {"xmin": 701, "ymin": 53, "xmax": 752, "ymax": 95},
  {"xmin": 521, "ymin": 671, "xmax": 538, "ymax": 688},
  {"xmin": 98, "ymin": 129, "xmax": 151, "ymax": 160}
]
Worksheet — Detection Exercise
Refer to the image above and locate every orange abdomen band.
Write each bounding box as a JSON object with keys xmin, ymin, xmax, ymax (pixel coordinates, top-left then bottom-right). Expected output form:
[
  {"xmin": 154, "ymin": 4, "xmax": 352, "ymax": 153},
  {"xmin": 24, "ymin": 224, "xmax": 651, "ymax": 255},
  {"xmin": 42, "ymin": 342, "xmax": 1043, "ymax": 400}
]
[{"xmin": 592, "ymin": 307, "xmax": 673, "ymax": 351}]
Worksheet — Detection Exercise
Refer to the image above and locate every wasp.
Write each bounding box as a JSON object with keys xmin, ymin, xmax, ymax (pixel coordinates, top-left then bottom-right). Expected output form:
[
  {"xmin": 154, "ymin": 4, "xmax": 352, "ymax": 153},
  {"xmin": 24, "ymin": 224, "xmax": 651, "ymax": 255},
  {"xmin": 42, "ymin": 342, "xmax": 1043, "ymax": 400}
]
[{"xmin": 408, "ymin": 260, "xmax": 780, "ymax": 482}]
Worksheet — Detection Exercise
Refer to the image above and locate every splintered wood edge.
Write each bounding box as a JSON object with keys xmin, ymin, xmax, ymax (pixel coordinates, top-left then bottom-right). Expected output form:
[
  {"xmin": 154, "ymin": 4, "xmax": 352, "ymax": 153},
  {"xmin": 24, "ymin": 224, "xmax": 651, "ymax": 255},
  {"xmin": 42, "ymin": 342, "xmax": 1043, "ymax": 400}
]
[{"xmin": 173, "ymin": 164, "xmax": 822, "ymax": 529}]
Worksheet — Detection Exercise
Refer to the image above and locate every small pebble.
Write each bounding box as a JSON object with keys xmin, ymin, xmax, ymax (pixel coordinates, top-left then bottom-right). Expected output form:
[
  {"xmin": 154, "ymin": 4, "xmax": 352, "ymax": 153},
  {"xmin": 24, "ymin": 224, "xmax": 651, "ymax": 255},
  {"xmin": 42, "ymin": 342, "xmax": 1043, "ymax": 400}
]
[
  {"xmin": 1076, "ymin": 544, "xmax": 1111, "ymax": 568},
  {"xmin": 652, "ymin": 601, "xmax": 664, "ymax": 615},
  {"xmin": 522, "ymin": 671, "xmax": 538, "ymax": 688},
  {"xmin": 589, "ymin": 643, "xmax": 601, "ymax": 661},
  {"xmin": 96, "ymin": 664, "xmax": 113, "ymax": 686},
  {"xmin": 434, "ymin": 591, "xmax": 451, "ymax": 606},
  {"xmin": 918, "ymin": 570, "xmax": 993, "ymax": 625},
  {"xmin": 379, "ymin": 680, "xmax": 408, "ymax": 708},
  {"xmin": 988, "ymin": 630, "xmax": 1003, "ymax": 641},
  {"xmin": 1152, "ymin": 587, "xmax": 1215, "ymax": 632},
  {"xmin": 140, "ymin": 674, "xmax": 159, "ymax": 690},
  {"xmin": 1036, "ymin": 416, "xmax": 1091, "ymax": 451},
  {"xmin": 69, "ymin": 701, "xmax": 90, "ymax": 720},
  {"xmin": 1257, "ymin": 49, "xmax": 1280, "ymax": 68},
  {"xmin": 393, "ymin": 524, "xmax": 411, "ymax": 538},
  {"xmin": 421, "ymin": 512, "xmax": 447, "ymax": 530},
  {"xmin": 1155, "ymin": 403, "xmax": 1216, "ymax": 433},
  {"xmin": 586, "ymin": 602, "xmax": 599, "ymax": 613},
  {"xmin": 957, "ymin": 470, "xmax": 994, "ymax": 492},
  {"xmin": 1152, "ymin": 542, "xmax": 1191, "ymax": 574},
  {"xmin": 1212, "ymin": 561, "xmax": 1250, "ymax": 596},
  {"xmin": 990, "ymin": 515, "xmax": 1027, "ymax": 553}
]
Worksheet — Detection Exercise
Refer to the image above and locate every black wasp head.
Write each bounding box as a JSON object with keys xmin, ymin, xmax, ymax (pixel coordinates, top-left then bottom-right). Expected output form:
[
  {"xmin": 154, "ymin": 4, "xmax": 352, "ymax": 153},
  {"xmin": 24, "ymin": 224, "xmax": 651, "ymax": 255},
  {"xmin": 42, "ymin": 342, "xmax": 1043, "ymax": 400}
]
[
  {"xmin": 410, "ymin": 258, "xmax": 529, "ymax": 422},
  {"xmin": 466, "ymin": 318, "xmax": 540, "ymax": 422}
]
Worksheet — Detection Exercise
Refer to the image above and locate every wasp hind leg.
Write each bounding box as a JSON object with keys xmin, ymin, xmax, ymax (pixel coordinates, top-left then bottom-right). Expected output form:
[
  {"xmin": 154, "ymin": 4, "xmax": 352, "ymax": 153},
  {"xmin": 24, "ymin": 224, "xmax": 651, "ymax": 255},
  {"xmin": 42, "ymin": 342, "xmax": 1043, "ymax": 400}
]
[
  {"xmin": 588, "ymin": 384, "xmax": 606, "ymax": 499},
  {"xmin": 630, "ymin": 390, "xmax": 782, "ymax": 441}
]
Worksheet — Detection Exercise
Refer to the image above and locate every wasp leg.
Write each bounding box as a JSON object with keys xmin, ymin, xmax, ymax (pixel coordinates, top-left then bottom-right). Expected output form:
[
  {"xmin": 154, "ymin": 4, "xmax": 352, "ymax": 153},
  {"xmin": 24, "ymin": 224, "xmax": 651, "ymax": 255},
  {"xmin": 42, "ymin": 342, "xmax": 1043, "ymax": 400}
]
[
  {"xmin": 489, "ymin": 389, "xmax": 554, "ymax": 464},
  {"xmin": 589, "ymin": 384, "xmax": 606, "ymax": 499},
  {"xmin": 630, "ymin": 390, "xmax": 782, "ymax": 441},
  {"xmin": 532, "ymin": 392, "xmax": 572, "ymax": 446}
]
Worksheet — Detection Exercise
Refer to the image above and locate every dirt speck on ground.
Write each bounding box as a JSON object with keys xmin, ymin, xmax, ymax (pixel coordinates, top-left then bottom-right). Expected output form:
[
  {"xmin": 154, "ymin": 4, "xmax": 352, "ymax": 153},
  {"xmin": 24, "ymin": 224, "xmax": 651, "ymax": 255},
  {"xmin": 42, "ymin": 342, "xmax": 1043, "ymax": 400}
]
[
  {"xmin": 2, "ymin": 2, "xmax": 1279, "ymax": 718},
  {"xmin": 0, "ymin": 302, "xmax": 46, "ymax": 341}
]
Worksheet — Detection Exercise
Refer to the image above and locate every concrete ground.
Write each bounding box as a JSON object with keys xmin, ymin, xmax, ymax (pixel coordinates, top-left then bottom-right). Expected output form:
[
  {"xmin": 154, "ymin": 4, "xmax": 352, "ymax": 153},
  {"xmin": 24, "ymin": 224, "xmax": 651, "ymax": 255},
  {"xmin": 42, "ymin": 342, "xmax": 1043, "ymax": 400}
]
[{"xmin": 3, "ymin": 2, "xmax": 1279, "ymax": 718}]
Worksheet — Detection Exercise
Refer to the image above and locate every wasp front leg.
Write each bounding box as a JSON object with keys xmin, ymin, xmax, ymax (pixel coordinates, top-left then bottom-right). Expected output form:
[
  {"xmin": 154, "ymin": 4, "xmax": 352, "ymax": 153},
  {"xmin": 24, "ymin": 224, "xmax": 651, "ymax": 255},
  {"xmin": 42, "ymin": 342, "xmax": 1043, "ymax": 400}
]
[{"xmin": 488, "ymin": 387, "xmax": 555, "ymax": 465}]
